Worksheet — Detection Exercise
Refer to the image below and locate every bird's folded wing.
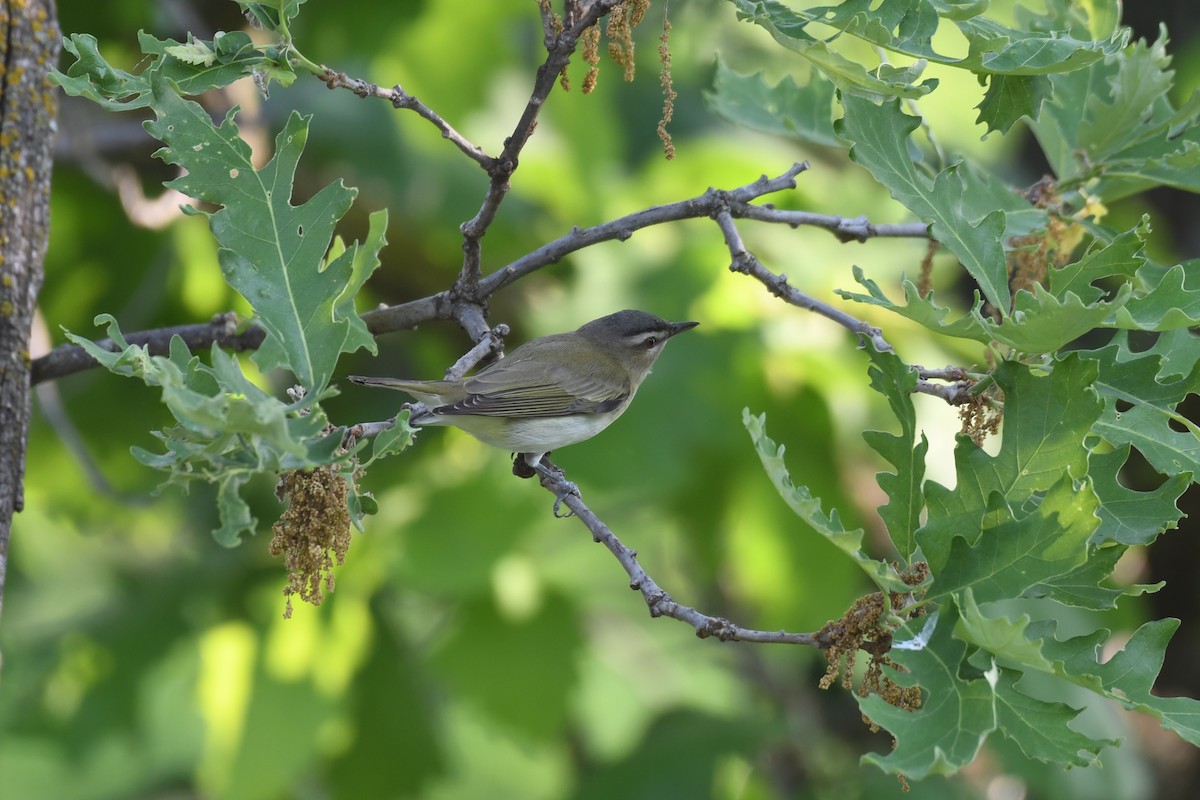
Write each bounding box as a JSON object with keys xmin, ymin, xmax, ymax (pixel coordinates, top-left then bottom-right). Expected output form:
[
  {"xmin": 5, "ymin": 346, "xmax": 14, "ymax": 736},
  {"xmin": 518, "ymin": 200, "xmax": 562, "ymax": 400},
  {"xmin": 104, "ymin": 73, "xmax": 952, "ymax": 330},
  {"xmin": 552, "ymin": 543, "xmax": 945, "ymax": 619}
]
[{"xmin": 438, "ymin": 359, "xmax": 630, "ymax": 417}]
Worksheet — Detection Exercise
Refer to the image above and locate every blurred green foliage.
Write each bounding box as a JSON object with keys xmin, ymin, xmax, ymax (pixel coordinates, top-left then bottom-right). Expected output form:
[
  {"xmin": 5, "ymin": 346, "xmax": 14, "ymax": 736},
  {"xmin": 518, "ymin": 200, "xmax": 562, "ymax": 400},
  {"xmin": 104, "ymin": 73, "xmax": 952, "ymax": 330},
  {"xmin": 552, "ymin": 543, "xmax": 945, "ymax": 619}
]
[{"xmin": 6, "ymin": 0, "xmax": 1200, "ymax": 798}]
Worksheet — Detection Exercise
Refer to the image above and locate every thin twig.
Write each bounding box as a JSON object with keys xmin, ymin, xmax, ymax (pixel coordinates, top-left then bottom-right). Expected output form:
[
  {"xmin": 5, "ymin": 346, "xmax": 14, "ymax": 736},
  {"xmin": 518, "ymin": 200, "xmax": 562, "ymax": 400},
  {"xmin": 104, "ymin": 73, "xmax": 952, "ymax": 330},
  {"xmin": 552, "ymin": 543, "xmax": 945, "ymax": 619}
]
[
  {"xmin": 319, "ymin": 69, "xmax": 493, "ymax": 169},
  {"xmin": 443, "ymin": 323, "xmax": 510, "ymax": 380},
  {"xmin": 737, "ymin": 205, "xmax": 930, "ymax": 243},
  {"xmin": 457, "ymin": 0, "xmax": 626, "ymax": 290},
  {"xmin": 917, "ymin": 365, "xmax": 969, "ymax": 382},
  {"xmin": 452, "ymin": 303, "xmax": 494, "ymax": 344},
  {"xmin": 713, "ymin": 210, "xmax": 893, "ymax": 354},
  {"xmin": 535, "ymin": 466, "xmax": 822, "ymax": 646},
  {"xmin": 480, "ymin": 163, "xmax": 920, "ymax": 295},
  {"xmin": 914, "ymin": 379, "xmax": 973, "ymax": 405},
  {"xmin": 342, "ymin": 417, "xmax": 402, "ymax": 444},
  {"xmin": 913, "ymin": 366, "xmax": 973, "ymax": 404}
]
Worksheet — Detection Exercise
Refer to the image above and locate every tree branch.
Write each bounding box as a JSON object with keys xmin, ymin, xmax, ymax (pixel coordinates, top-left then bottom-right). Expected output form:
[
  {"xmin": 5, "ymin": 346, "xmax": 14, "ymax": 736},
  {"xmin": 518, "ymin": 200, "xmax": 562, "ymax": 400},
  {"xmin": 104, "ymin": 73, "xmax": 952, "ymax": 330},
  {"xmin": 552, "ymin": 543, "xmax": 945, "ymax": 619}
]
[
  {"xmin": 457, "ymin": 0, "xmax": 626, "ymax": 290},
  {"xmin": 736, "ymin": 205, "xmax": 930, "ymax": 243},
  {"xmin": 443, "ymin": 322, "xmax": 509, "ymax": 380},
  {"xmin": 318, "ymin": 68, "xmax": 494, "ymax": 169},
  {"xmin": 480, "ymin": 163, "xmax": 830, "ymax": 295},
  {"xmin": 914, "ymin": 378, "xmax": 974, "ymax": 404},
  {"xmin": 533, "ymin": 464, "xmax": 822, "ymax": 647},
  {"xmin": 32, "ymin": 313, "xmax": 266, "ymax": 386},
  {"xmin": 35, "ymin": 162, "xmax": 927, "ymax": 385},
  {"xmin": 713, "ymin": 210, "xmax": 894, "ymax": 354}
]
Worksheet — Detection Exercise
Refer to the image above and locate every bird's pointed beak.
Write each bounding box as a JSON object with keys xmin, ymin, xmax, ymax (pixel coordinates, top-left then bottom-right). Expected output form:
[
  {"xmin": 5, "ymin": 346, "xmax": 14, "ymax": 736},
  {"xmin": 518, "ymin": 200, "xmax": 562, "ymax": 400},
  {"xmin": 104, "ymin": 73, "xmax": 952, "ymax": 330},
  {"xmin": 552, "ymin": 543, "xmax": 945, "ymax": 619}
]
[{"xmin": 668, "ymin": 320, "xmax": 700, "ymax": 337}]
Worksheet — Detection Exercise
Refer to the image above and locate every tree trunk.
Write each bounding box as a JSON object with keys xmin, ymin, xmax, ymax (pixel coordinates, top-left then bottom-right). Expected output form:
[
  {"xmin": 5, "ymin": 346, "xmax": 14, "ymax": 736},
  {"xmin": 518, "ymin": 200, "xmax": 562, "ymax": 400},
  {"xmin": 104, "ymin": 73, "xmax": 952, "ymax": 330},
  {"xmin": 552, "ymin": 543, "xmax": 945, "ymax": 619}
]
[{"xmin": 0, "ymin": 0, "xmax": 60, "ymax": 631}]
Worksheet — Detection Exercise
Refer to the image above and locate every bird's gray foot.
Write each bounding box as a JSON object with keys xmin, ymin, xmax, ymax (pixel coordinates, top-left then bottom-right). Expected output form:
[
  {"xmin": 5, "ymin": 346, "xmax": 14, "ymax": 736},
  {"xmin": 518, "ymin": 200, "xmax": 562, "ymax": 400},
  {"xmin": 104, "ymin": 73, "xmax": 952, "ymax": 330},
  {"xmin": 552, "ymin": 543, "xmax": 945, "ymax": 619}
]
[{"xmin": 531, "ymin": 457, "xmax": 579, "ymax": 517}]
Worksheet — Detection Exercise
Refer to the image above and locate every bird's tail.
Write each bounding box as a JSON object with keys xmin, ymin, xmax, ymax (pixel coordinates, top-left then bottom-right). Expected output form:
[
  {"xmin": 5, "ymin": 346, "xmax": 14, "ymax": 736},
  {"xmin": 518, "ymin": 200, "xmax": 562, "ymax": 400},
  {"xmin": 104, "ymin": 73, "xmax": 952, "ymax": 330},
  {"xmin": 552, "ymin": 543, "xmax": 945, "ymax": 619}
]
[{"xmin": 348, "ymin": 375, "xmax": 423, "ymax": 391}]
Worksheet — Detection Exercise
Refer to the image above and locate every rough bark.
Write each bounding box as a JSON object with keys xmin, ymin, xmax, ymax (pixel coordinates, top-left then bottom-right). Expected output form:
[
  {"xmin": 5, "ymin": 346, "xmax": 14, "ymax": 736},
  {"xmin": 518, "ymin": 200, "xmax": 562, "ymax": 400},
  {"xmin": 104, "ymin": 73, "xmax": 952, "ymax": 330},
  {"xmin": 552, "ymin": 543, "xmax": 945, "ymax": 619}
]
[{"xmin": 0, "ymin": 0, "xmax": 60, "ymax": 628}]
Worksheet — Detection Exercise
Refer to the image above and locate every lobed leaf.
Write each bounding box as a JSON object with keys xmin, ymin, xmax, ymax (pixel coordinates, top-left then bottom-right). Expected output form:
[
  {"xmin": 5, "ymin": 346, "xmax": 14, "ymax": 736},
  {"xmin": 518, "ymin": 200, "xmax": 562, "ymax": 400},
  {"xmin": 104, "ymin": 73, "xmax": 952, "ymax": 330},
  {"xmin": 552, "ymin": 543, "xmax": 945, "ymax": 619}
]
[
  {"xmin": 919, "ymin": 357, "xmax": 1103, "ymax": 573},
  {"xmin": 928, "ymin": 475, "xmax": 1097, "ymax": 605},
  {"xmin": 729, "ymin": 0, "xmax": 936, "ymax": 101},
  {"xmin": 975, "ymin": 74, "xmax": 1053, "ymax": 136},
  {"xmin": 1088, "ymin": 447, "xmax": 1188, "ymax": 546},
  {"xmin": 1037, "ymin": 619, "xmax": 1200, "ymax": 746},
  {"xmin": 839, "ymin": 266, "xmax": 1133, "ymax": 354},
  {"xmin": 145, "ymin": 78, "xmax": 379, "ymax": 390},
  {"xmin": 836, "ymin": 95, "xmax": 1017, "ymax": 310},
  {"xmin": 858, "ymin": 609, "xmax": 997, "ymax": 779},
  {"xmin": 992, "ymin": 669, "xmax": 1114, "ymax": 767},
  {"xmin": 704, "ymin": 58, "xmax": 839, "ymax": 148},
  {"xmin": 62, "ymin": 315, "xmax": 353, "ymax": 544},
  {"xmin": 1026, "ymin": 545, "xmax": 1152, "ymax": 610},
  {"xmin": 52, "ymin": 30, "xmax": 286, "ymax": 110},
  {"xmin": 861, "ymin": 343, "xmax": 926, "ymax": 562},
  {"xmin": 1030, "ymin": 31, "xmax": 1200, "ymax": 200},
  {"xmin": 743, "ymin": 410, "xmax": 912, "ymax": 594},
  {"xmin": 955, "ymin": 590, "xmax": 1057, "ymax": 673}
]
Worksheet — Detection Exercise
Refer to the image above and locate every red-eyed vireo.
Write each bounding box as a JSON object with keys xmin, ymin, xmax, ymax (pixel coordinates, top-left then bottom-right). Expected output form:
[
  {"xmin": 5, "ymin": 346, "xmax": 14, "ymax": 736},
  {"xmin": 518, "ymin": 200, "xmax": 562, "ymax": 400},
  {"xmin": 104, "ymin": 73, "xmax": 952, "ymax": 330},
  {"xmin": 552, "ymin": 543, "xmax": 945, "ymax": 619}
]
[{"xmin": 349, "ymin": 310, "xmax": 698, "ymax": 467}]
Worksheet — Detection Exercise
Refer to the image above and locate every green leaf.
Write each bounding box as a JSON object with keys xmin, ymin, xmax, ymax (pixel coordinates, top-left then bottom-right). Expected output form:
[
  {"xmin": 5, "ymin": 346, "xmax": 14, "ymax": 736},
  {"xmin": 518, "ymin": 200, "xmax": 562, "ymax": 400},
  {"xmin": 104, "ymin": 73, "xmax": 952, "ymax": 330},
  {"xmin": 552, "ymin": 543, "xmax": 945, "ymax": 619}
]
[
  {"xmin": 1110, "ymin": 262, "xmax": 1200, "ymax": 330},
  {"xmin": 1088, "ymin": 446, "xmax": 1188, "ymax": 546},
  {"xmin": 50, "ymin": 31, "xmax": 279, "ymax": 110},
  {"xmin": 1048, "ymin": 219, "xmax": 1147, "ymax": 302},
  {"xmin": 367, "ymin": 411, "xmax": 416, "ymax": 463},
  {"xmin": 729, "ymin": 0, "xmax": 1125, "ymax": 84},
  {"xmin": 1030, "ymin": 30, "xmax": 1200, "ymax": 200},
  {"xmin": 836, "ymin": 95, "xmax": 1013, "ymax": 310},
  {"xmin": 929, "ymin": 474, "xmax": 1097, "ymax": 604},
  {"xmin": 975, "ymin": 74, "xmax": 1052, "ymax": 136},
  {"xmin": 1085, "ymin": 331, "xmax": 1200, "ymax": 409},
  {"xmin": 1076, "ymin": 33, "xmax": 1175, "ymax": 164},
  {"xmin": 993, "ymin": 669, "xmax": 1113, "ymax": 767},
  {"xmin": 164, "ymin": 37, "xmax": 217, "ymax": 67},
  {"xmin": 216, "ymin": 472, "xmax": 257, "ymax": 547},
  {"xmin": 1093, "ymin": 402, "xmax": 1200, "ymax": 476},
  {"xmin": 1026, "ymin": 545, "xmax": 1128, "ymax": 610},
  {"xmin": 839, "ymin": 268, "xmax": 1133, "ymax": 353},
  {"xmin": 919, "ymin": 357, "xmax": 1103, "ymax": 573},
  {"xmin": 1081, "ymin": 331, "xmax": 1200, "ymax": 477},
  {"xmin": 955, "ymin": 589, "xmax": 1057, "ymax": 673},
  {"xmin": 51, "ymin": 34, "xmax": 146, "ymax": 109},
  {"xmin": 704, "ymin": 58, "xmax": 839, "ymax": 148},
  {"xmin": 959, "ymin": 590, "xmax": 1200, "ymax": 747},
  {"xmin": 65, "ymin": 316, "xmax": 308, "ymax": 454},
  {"xmin": 144, "ymin": 78, "xmax": 378, "ymax": 390},
  {"xmin": 858, "ymin": 608, "xmax": 997, "ymax": 779},
  {"xmin": 62, "ymin": 315, "xmax": 347, "ymax": 544},
  {"xmin": 340, "ymin": 209, "xmax": 388, "ymax": 352},
  {"xmin": 838, "ymin": 271, "xmax": 992, "ymax": 346},
  {"xmin": 1038, "ymin": 619, "xmax": 1200, "ymax": 746},
  {"xmin": 744, "ymin": 410, "xmax": 911, "ymax": 594},
  {"xmin": 861, "ymin": 343, "xmax": 926, "ymax": 562},
  {"xmin": 237, "ymin": 0, "xmax": 309, "ymax": 32},
  {"xmin": 729, "ymin": 1, "xmax": 936, "ymax": 101},
  {"xmin": 953, "ymin": 590, "xmax": 1148, "ymax": 767}
]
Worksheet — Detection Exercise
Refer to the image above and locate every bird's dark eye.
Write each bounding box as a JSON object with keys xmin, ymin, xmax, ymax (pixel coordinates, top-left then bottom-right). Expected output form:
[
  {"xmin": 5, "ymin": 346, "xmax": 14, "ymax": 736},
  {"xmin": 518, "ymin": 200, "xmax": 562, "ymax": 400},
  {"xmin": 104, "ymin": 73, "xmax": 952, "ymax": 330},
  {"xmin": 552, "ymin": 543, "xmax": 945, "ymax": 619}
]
[{"xmin": 642, "ymin": 336, "xmax": 658, "ymax": 349}]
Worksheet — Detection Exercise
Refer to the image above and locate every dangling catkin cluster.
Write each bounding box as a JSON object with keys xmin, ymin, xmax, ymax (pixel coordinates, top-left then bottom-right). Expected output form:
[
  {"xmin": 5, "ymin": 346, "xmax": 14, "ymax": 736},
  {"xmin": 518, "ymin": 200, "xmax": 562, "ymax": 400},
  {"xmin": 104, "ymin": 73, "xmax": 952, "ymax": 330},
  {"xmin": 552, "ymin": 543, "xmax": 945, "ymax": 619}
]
[
  {"xmin": 269, "ymin": 466, "xmax": 352, "ymax": 618},
  {"xmin": 657, "ymin": 16, "xmax": 676, "ymax": 159},
  {"xmin": 552, "ymin": 1, "xmax": 674, "ymax": 158},
  {"xmin": 581, "ymin": 22, "xmax": 601, "ymax": 93},
  {"xmin": 817, "ymin": 562, "xmax": 927, "ymax": 733},
  {"xmin": 1008, "ymin": 176, "xmax": 1098, "ymax": 302},
  {"xmin": 606, "ymin": 0, "xmax": 649, "ymax": 81},
  {"xmin": 958, "ymin": 388, "xmax": 1003, "ymax": 446}
]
